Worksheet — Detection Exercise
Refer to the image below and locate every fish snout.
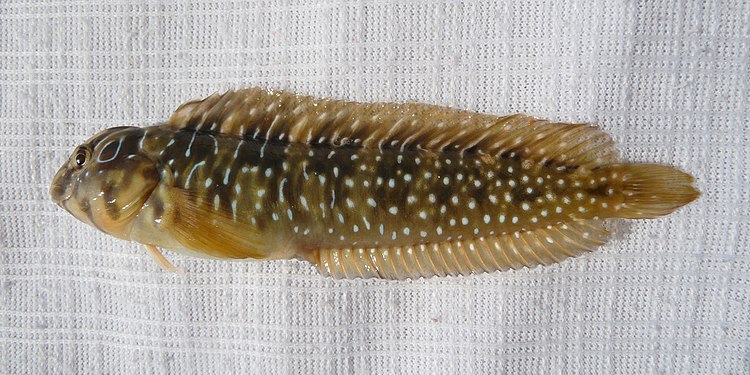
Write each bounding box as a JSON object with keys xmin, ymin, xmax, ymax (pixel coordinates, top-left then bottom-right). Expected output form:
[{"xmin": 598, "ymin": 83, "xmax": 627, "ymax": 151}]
[
  {"xmin": 50, "ymin": 165, "xmax": 73, "ymax": 206},
  {"xmin": 49, "ymin": 183, "xmax": 66, "ymax": 204}
]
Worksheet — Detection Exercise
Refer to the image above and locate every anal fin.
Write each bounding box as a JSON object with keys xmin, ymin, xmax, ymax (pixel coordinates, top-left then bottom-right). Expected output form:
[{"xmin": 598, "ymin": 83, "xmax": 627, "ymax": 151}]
[{"xmin": 313, "ymin": 220, "xmax": 610, "ymax": 280}]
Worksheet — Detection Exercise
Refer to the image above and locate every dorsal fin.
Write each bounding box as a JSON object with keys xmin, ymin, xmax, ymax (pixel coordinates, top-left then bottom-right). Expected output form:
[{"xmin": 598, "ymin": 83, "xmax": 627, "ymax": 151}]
[{"xmin": 167, "ymin": 88, "xmax": 618, "ymax": 168}]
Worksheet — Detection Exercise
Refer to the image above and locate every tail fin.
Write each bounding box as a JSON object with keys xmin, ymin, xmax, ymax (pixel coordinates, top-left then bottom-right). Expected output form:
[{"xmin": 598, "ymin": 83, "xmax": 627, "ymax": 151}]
[{"xmin": 610, "ymin": 164, "xmax": 700, "ymax": 219}]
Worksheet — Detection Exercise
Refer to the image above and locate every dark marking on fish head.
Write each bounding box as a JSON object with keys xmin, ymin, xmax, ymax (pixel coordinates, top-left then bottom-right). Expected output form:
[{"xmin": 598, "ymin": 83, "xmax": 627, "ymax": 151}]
[{"xmin": 51, "ymin": 126, "xmax": 161, "ymax": 240}]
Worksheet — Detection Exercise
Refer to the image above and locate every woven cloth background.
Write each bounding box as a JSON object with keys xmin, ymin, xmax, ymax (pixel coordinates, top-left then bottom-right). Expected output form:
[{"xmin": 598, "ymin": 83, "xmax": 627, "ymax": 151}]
[{"xmin": 2, "ymin": 1, "xmax": 748, "ymax": 374}]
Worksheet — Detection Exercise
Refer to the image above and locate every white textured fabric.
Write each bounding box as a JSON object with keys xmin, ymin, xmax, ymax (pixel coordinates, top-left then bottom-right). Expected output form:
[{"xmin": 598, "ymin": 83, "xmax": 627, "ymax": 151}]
[{"xmin": 2, "ymin": 1, "xmax": 748, "ymax": 373}]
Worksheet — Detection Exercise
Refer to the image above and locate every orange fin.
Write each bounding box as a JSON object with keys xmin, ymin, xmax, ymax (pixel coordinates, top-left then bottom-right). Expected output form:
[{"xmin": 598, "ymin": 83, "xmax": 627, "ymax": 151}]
[
  {"xmin": 165, "ymin": 187, "xmax": 268, "ymax": 259},
  {"xmin": 311, "ymin": 220, "xmax": 610, "ymax": 280},
  {"xmin": 167, "ymin": 88, "xmax": 618, "ymax": 168},
  {"xmin": 144, "ymin": 244, "xmax": 183, "ymax": 274},
  {"xmin": 608, "ymin": 163, "xmax": 700, "ymax": 219}
]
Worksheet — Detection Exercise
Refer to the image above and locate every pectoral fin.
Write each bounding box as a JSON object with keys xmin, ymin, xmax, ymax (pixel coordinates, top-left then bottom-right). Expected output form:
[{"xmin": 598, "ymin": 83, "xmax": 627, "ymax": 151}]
[{"xmin": 164, "ymin": 186, "xmax": 268, "ymax": 259}]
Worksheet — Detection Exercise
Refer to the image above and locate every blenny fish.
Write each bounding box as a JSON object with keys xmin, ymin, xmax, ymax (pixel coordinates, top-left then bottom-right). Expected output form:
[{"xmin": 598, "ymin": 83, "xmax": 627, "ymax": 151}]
[{"xmin": 50, "ymin": 88, "xmax": 699, "ymax": 279}]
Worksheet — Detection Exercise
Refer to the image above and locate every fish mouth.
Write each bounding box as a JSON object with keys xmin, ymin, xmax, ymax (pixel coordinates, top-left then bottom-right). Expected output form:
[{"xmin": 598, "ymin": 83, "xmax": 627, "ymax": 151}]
[{"xmin": 49, "ymin": 183, "xmax": 71, "ymax": 207}]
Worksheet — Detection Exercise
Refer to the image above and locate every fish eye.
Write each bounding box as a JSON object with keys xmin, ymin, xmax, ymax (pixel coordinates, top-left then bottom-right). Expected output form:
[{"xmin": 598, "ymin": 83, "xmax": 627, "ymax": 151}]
[{"xmin": 74, "ymin": 148, "xmax": 90, "ymax": 168}]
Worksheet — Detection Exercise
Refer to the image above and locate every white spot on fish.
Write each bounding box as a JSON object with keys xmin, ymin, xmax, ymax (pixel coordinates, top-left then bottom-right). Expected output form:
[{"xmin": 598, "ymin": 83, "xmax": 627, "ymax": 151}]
[
  {"xmin": 96, "ymin": 137, "xmax": 124, "ymax": 163},
  {"xmin": 223, "ymin": 168, "xmax": 232, "ymax": 184},
  {"xmin": 279, "ymin": 178, "xmax": 287, "ymax": 203},
  {"xmin": 186, "ymin": 132, "xmax": 197, "ymax": 157},
  {"xmin": 184, "ymin": 161, "xmax": 206, "ymax": 188},
  {"xmin": 209, "ymin": 134, "xmax": 218, "ymax": 155}
]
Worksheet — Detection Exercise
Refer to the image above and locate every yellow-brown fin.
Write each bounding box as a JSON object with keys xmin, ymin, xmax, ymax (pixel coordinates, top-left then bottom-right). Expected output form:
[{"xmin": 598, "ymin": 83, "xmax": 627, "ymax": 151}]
[
  {"xmin": 167, "ymin": 88, "xmax": 618, "ymax": 169},
  {"xmin": 607, "ymin": 163, "xmax": 700, "ymax": 219},
  {"xmin": 311, "ymin": 220, "xmax": 610, "ymax": 280},
  {"xmin": 165, "ymin": 187, "xmax": 267, "ymax": 259},
  {"xmin": 144, "ymin": 244, "xmax": 182, "ymax": 274}
]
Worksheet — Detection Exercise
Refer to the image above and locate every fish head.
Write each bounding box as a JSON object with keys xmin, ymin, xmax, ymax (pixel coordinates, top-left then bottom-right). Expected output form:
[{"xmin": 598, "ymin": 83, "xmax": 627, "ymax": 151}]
[{"xmin": 50, "ymin": 126, "xmax": 160, "ymax": 240}]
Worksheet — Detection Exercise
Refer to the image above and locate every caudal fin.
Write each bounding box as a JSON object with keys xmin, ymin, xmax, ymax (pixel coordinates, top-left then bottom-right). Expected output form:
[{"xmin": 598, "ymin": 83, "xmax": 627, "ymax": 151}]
[{"xmin": 610, "ymin": 164, "xmax": 700, "ymax": 219}]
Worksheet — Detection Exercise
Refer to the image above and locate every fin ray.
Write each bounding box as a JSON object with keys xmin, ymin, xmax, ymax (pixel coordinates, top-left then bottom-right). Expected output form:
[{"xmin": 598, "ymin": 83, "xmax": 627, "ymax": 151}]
[
  {"xmin": 311, "ymin": 220, "xmax": 610, "ymax": 280},
  {"xmin": 165, "ymin": 187, "xmax": 267, "ymax": 259}
]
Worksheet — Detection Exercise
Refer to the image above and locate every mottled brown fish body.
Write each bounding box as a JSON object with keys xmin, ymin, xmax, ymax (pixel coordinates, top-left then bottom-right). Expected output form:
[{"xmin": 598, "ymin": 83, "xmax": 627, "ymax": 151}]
[{"xmin": 51, "ymin": 88, "xmax": 699, "ymax": 279}]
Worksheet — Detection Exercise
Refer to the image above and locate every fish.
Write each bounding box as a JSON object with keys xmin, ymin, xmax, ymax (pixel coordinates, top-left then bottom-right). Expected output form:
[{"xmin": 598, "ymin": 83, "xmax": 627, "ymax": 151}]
[{"xmin": 50, "ymin": 88, "xmax": 700, "ymax": 280}]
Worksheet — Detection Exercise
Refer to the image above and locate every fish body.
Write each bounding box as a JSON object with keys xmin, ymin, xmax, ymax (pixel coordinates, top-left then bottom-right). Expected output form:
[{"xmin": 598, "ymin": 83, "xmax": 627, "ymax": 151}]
[{"xmin": 51, "ymin": 88, "xmax": 699, "ymax": 279}]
